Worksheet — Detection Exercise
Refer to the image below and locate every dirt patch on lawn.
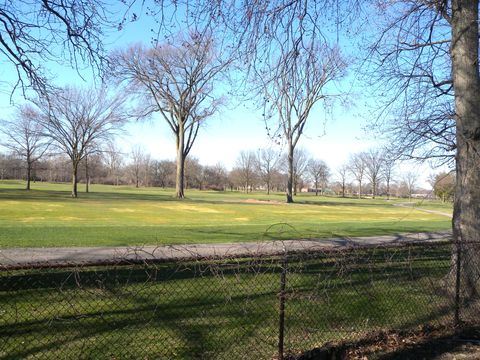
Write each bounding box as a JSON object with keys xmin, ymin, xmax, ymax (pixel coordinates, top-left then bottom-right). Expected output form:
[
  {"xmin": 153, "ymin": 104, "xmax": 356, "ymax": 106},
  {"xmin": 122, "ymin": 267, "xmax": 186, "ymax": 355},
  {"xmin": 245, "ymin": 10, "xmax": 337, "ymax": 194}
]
[{"xmin": 242, "ymin": 199, "xmax": 284, "ymax": 205}]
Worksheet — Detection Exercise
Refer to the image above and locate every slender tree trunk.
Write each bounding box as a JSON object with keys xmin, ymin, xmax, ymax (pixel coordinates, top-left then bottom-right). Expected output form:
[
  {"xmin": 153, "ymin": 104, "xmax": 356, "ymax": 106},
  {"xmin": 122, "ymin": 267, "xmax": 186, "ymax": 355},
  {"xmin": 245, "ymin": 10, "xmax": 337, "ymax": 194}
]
[
  {"xmin": 342, "ymin": 181, "xmax": 345, "ymax": 198},
  {"xmin": 85, "ymin": 155, "xmax": 90, "ymax": 193},
  {"xmin": 175, "ymin": 128, "xmax": 186, "ymax": 199},
  {"xmin": 451, "ymin": 0, "xmax": 480, "ymax": 299},
  {"xmin": 26, "ymin": 161, "xmax": 32, "ymax": 190},
  {"xmin": 386, "ymin": 179, "xmax": 390, "ymax": 200},
  {"xmin": 71, "ymin": 161, "xmax": 79, "ymax": 198},
  {"xmin": 372, "ymin": 179, "xmax": 376, "ymax": 199},
  {"xmin": 358, "ymin": 180, "xmax": 362, "ymax": 199},
  {"xmin": 286, "ymin": 141, "xmax": 294, "ymax": 203}
]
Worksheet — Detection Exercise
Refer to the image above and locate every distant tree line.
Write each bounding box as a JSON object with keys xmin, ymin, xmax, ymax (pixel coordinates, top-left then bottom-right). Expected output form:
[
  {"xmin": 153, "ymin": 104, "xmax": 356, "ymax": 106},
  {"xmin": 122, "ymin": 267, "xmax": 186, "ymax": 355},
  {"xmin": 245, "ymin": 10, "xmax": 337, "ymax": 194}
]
[{"xmin": 0, "ymin": 144, "xmax": 448, "ymax": 201}]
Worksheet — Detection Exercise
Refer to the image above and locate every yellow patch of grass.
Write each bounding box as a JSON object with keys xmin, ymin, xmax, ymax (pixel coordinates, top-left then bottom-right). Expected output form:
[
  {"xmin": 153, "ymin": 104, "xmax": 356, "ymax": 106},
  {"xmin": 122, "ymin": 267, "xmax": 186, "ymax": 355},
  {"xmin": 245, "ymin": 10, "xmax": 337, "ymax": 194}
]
[
  {"xmin": 159, "ymin": 204, "xmax": 221, "ymax": 213},
  {"xmin": 58, "ymin": 216, "xmax": 83, "ymax": 221},
  {"xmin": 21, "ymin": 217, "xmax": 46, "ymax": 222},
  {"xmin": 110, "ymin": 208, "xmax": 137, "ymax": 213}
]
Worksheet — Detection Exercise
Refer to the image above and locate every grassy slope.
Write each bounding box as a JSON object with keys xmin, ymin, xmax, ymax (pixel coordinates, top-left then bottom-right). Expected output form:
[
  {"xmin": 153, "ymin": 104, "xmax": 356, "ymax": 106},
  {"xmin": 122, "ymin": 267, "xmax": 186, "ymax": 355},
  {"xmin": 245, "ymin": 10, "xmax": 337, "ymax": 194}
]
[{"xmin": 0, "ymin": 180, "xmax": 451, "ymax": 247}]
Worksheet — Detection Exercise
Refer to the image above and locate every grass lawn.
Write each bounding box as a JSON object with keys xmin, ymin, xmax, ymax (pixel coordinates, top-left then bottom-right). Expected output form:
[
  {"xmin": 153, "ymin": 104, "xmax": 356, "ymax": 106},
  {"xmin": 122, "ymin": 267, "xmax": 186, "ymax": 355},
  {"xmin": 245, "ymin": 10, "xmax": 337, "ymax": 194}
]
[
  {"xmin": 0, "ymin": 244, "xmax": 452, "ymax": 359},
  {"xmin": 414, "ymin": 200, "xmax": 453, "ymax": 214},
  {"xmin": 0, "ymin": 180, "xmax": 451, "ymax": 248}
]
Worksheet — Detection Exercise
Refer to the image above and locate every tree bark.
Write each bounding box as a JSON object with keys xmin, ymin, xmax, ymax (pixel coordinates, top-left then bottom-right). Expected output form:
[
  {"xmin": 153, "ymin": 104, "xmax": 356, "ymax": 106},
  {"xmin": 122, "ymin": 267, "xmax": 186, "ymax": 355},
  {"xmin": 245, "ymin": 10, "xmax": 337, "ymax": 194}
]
[
  {"xmin": 26, "ymin": 161, "xmax": 32, "ymax": 191},
  {"xmin": 72, "ymin": 162, "xmax": 79, "ymax": 198},
  {"xmin": 386, "ymin": 179, "xmax": 390, "ymax": 200},
  {"xmin": 175, "ymin": 127, "xmax": 186, "ymax": 199},
  {"xmin": 451, "ymin": 0, "xmax": 480, "ymax": 300},
  {"xmin": 85, "ymin": 155, "xmax": 90, "ymax": 193},
  {"xmin": 286, "ymin": 141, "xmax": 294, "ymax": 203}
]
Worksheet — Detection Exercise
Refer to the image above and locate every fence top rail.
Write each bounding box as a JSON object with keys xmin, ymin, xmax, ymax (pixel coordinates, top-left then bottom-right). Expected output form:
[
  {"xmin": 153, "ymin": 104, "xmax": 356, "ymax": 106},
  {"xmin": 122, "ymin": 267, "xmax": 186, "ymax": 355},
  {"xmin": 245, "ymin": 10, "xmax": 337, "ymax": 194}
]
[{"xmin": 0, "ymin": 231, "xmax": 453, "ymax": 271}]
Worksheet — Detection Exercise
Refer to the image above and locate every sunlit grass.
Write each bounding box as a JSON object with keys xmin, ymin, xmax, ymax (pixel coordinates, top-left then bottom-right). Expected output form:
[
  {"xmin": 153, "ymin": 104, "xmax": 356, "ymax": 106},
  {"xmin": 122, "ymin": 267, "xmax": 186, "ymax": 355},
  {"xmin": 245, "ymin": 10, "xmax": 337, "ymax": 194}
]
[{"xmin": 0, "ymin": 180, "xmax": 451, "ymax": 247}]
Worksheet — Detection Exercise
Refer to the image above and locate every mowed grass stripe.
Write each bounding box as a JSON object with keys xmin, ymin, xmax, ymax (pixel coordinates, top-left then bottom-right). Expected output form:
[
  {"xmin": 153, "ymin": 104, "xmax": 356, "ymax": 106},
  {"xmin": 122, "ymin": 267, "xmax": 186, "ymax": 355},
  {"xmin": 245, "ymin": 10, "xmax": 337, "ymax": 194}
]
[{"xmin": 0, "ymin": 180, "xmax": 451, "ymax": 247}]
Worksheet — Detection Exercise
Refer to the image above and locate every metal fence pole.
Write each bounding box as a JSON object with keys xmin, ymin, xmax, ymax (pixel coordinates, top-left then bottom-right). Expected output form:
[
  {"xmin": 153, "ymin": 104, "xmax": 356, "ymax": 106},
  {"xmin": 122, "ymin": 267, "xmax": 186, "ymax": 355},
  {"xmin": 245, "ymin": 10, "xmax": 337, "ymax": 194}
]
[{"xmin": 278, "ymin": 252, "xmax": 288, "ymax": 360}]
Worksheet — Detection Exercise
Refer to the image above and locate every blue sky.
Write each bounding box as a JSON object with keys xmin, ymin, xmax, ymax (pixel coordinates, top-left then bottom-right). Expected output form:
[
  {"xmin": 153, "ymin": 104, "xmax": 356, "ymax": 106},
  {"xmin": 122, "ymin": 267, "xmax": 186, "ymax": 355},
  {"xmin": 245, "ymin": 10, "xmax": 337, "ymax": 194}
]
[{"xmin": 0, "ymin": 3, "xmax": 438, "ymax": 188}]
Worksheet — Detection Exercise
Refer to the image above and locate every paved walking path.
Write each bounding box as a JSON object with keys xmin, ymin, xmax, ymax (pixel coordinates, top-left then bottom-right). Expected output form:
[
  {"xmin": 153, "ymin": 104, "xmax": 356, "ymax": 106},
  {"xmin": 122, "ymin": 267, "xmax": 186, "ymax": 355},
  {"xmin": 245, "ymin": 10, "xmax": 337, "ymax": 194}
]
[{"xmin": 0, "ymin": 230, "xmax": 452, "ymax": 268}]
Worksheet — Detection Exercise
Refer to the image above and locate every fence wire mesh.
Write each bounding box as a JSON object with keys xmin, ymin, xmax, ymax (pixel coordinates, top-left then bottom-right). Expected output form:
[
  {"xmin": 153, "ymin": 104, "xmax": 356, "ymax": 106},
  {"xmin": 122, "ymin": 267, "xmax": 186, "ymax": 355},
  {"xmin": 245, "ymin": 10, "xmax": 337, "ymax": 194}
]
[{"xmin": 1, "ymin": 240, "xmax": 479, "ymax": 359}]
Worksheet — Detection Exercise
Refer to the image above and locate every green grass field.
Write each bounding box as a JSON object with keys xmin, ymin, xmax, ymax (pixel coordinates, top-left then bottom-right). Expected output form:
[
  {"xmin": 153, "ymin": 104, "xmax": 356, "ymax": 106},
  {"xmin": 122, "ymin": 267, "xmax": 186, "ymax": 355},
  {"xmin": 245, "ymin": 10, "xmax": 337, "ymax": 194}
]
[
  {"xmin": 0, "ymin": 180, "xmax": 451, "ymax": 248},
  {"xmin": 0, "ymin": 244, "xmax": 452, "ymax": 359}
]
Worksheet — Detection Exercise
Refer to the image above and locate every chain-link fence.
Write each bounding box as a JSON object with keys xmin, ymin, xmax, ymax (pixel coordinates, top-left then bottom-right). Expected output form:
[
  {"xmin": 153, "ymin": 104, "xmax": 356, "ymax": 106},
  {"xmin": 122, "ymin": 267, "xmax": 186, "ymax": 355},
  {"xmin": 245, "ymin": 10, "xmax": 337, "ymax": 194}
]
[{"xmin": 1, "ymin": 240, "xmax": 479, "ymax": 359}]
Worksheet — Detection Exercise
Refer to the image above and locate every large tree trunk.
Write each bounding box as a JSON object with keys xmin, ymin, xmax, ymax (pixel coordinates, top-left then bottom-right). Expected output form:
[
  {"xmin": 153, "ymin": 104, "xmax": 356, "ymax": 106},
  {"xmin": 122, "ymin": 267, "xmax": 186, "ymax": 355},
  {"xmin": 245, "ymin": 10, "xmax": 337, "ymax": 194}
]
[
  {"xmin": 71, "ymin": 162, "xmax": 79, "ymax": 198},
  {"xmin": 175, "ymin": 128, "xmax": 186, "ymax": 199},
  {"xmin": 358, "ymin": 180, "xmax": 362, "ymax": 199},
  {"xmin": 451, "ymin": 0, "xmax": 480, "ymax": 300},
  {"xmin": 286, "ymin": 142, "xmax": 294, "ymax": 203}
]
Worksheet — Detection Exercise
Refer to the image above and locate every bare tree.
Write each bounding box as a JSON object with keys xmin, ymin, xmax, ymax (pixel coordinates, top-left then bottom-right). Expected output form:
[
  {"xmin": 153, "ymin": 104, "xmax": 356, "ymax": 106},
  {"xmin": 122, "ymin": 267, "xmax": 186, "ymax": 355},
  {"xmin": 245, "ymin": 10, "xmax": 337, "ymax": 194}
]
[
  {"xmin": 307, "ymin": 159, "xmax": 329, "ymax": 196},
  {"xmin": 36, "ymin": 86, "xmax": 128, "ymax": 197},
  {"xmin": 234, "ymin": 150, "xmax": 257, "ymax": 193},
  {"xmin": 203, "ymin": 163, "xmax": 228, "ymax": 191},
  {"xmin": 402, "ymin": 171, "xmax": 418, "ymax": 201},
  {"xmin": 263, "ymin": 42, "xmax": 345, "ymax": 203},
  {"xmin": 382, "ymin": 154, "xmax": 396, "ymax": 200},
  {"xmin": 349, "ymin": 153, "xmax": 366, "ymax": 199},
  {"xmin": 130, "ymin": 145, "xmax": 146, "ymax": 188},
  {"xmin": 151, "ymin": 160, "xmax": 176, "ymax": 188},
  {"xmin": 103, "ymin": 142, "xmax": 124, "ymax": 186},
  {"xmin": 0, "ymin": 1, "xmax": 117, "ymax": 96},
  {"xmin": 364, "ymin": 0, "xmax": 480, "ymax": 296},
  {"xmin": 255, "ymin": 148, "xmax": 281, "ymax": 195},
  {"xmin": 363, "ymin": 149, "xmax": 384, "ymax": 199},
  {"xmin": 337, "ymin": 164, "xmax": 349, "ymax": 198},
  {"xmin": 0, "ymin": 105, "xmax": 49, "ymax": 189},
  {"xmin": 111, "ymin": 31, "xmax": 230, "ymax": 198}
]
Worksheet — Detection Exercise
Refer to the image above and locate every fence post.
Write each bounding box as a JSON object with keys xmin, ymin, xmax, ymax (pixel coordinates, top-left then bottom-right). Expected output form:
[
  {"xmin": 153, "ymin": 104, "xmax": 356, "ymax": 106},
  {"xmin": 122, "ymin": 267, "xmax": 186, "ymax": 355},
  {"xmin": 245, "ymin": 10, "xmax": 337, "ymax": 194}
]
[
  {"xmin": 454, "ymin": 240, "xmax": 462, "ymax": 326},
  {"xmin": 278, "ymin": 250, "xmax": 288, "ymax": 360}
]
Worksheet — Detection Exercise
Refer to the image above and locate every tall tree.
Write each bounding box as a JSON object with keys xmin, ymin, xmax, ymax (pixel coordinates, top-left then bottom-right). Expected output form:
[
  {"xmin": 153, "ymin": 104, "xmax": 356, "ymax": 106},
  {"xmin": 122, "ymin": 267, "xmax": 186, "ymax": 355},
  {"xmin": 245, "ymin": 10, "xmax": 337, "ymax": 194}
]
[
  {"xmin": 130, "ymin": 145, "xmax": 146, "ymax": 188},
  {"xmin": 255, "ymin": 148, "xmax": 281, "ymax": 195},
  {"xmin": 111, "ymin": 31, "xmax": 230, "ymax": 198},
  {"xmin": 307, "ymin": 159, "xmax": 329, "ymax": 196},
  {"xmin": 36, "ymin": 86, "xmax": 128, "ymax": 197},
  {"xmin": 0, "ymin": 105, "xmax": 49, "ymax": 190},
  {"xmin": 349, "ymin": 153, "xmax": 366, "ymax": 199},
  {"xmin": 402, "ymin": 171, "xmax": 418, "ymax": 201},
  {"xmin": 366, "ymin": 0, "xmax": 480, "ymax": 297},
  {"xmin": 337, "ymin": 164, "xmax": 349, "ymax": 198},
  {"xmin": 382, "ymin": 154, "xmax": 396, "ymax": 200},
  {"xmin": 103, "ymin": 142, "xmax": 124, "ymax": 186},
  {"xmin": 363, "ymin": 149, "xmax": 384, "ymax": 199},
  {"xmin": 263, "ymin": 43, "xmax": 345, "ymax": 202},
  {"xmin": 234, "ymin": 150, "xmax": 257, "ymax": 193}
]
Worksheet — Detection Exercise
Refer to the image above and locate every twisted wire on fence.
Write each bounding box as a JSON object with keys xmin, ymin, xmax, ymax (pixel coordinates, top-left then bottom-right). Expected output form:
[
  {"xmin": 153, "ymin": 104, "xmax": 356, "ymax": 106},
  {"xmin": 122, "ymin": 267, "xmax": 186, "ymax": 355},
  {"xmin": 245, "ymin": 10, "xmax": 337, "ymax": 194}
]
[{"xmin": 0, "ymin": 240, "xmax": 478, "ymax": 359}]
